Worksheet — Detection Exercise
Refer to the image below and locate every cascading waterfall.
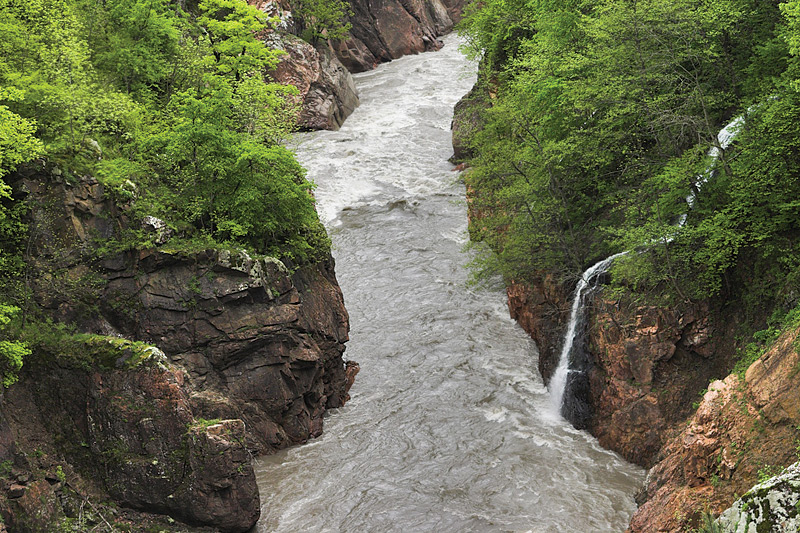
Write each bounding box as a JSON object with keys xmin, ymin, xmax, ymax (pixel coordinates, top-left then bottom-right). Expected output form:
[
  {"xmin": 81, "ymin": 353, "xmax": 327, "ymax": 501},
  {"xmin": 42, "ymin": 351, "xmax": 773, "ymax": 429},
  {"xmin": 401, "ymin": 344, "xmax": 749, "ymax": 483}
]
[
  {"xmin": 549, "ymin": 252, "xmax": 627, "ymax": 424},
  {"xmin": 550, "ymin": 115, "xmax": 745, "ymax": 421}
]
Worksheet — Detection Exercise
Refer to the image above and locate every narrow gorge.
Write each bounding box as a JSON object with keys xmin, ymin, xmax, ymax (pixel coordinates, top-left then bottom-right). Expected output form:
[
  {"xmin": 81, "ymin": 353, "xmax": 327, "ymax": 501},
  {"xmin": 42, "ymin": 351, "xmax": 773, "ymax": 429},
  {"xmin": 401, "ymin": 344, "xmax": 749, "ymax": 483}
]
[
  {"xmin": 3, "ymin": 0, "xmax": 800, "ymax": 531},
  {"xmin": 254, "ymin": 34, "xmax": 644, "ymax": 532}
]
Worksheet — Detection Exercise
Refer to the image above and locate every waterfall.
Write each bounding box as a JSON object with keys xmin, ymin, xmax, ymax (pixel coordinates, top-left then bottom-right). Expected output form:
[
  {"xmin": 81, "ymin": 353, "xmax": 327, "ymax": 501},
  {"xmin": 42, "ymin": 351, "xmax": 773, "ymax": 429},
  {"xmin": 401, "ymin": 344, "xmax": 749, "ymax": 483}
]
[
  {"xmin": 550, "ymin": 115, "xmax": 745, "ymax": 422},
  {"xmin": 685, "ymin": 115, "xmax": 745, "ymax": 211},
  {"xmin": 548, "ymin": 252, "xmax": 627, "ymax": 420}
]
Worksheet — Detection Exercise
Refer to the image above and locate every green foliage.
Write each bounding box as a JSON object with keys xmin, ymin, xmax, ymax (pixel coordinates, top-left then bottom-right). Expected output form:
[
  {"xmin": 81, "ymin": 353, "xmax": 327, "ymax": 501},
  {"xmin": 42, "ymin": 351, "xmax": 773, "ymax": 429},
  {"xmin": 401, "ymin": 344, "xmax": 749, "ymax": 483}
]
[
  {"xmin": 0, "ymin": 0, "xmax": 330, "ymax": 277},
  {"xmin": 733, "ymin": 303, "xmax": 800, "ymax": 377},
  {"xmin": 76, "ymin": 0, "xmax": 182, "ymax": 97},
  {"xmin": 459, "ymin": 0, "xmax": 800, "ymax": 319},
  {"xmin": 190, "ymin": 418, "xmax": 223, "ymax": 431},
  {"xmin": 290, "ymin": 0, "xmax": 352, "ymax": 45},
  {"xmin": 0, "ymin": 304, "xmax": 29, "ymax": 387},
  {"xmin": 0, "ymin": 90, "xmax": 43, "ymax": 179},
  {"xmin": 197, "ymin": 0, "xmax": 284, "ymax": 78},
  {"xmin": 14, "ymin": 317, "xmax": 165, "ymax": 371},
  {"xmin": 694, "ymin": 511, "xmax": 724, "ymax": 533}
]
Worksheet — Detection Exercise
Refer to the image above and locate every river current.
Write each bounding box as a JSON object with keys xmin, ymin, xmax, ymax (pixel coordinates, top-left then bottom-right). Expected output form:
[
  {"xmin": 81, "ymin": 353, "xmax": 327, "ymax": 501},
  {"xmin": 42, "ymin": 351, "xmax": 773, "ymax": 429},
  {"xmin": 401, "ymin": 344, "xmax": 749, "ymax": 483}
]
[{"xmin": 254, "ymin": 35, "xmax": 645, "ymax": 532}]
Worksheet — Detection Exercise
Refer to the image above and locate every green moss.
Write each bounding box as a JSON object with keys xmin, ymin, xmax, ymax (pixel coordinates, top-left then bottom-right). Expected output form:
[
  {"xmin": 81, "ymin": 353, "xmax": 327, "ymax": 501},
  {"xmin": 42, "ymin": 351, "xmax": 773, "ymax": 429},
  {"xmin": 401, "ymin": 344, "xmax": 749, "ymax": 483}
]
[
  {"xmin": 189, "ymin": 418, "xmax": 222, "ymax": 431},
  {"xmin": 17, "ymin": 320, "xmax": 166, "ymax": 371}
]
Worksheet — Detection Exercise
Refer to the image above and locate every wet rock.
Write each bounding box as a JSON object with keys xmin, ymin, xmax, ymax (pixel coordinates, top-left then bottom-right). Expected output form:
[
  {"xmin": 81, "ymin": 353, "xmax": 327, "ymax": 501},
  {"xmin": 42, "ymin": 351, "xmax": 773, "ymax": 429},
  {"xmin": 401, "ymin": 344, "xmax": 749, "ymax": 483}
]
[
  {"xmin": 451, "ymin": 77, "xmax": 492, "ymax": 163},
  {"xmin": 506, "ymin": 276, "xmax": 571, "ymax": 385},
  {"xmin": 345, "ymin": 360, "xmax": 360, "ymax": 400},
  {"xmin": 585, "ymin": 299, "xmax": 724, "ymax": 466},
  {"xmin": 332, "ymin": 0, "xmax": 463, "ymax": 72}
]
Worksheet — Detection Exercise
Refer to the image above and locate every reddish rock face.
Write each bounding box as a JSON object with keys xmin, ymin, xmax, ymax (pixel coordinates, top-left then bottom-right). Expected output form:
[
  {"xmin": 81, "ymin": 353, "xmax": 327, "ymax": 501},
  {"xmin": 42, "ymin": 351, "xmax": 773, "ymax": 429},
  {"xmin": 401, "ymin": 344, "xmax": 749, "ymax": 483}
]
[
  {"xmin": 628, "ymin": 328, "xmax": 800, "ymax": 531},
  {"xmin": 506, "ymin": 274, "xmax": 731, "ymax": 468},
  {"xmin": 506, "ymin": 277, "xmax": 571, "ymax": 385},
  {"xmin": 586, "ymin": 299, "xmax": 723, "ymax": 466},
  {"xmin": 0, "ymin": 480, "xmax": 62, "ymax": 532},
  {"xmin": 270, "ymin": 34, "xmax": 360, "ymax": 130}
]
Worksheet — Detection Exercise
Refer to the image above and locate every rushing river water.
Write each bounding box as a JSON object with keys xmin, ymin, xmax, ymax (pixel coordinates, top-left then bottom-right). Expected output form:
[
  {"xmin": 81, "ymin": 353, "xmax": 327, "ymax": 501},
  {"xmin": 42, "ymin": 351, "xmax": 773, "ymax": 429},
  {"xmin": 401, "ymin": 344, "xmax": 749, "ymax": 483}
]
[{"xmin": 254, "ymin": 35, "xmax": 645, "ymax": 532}]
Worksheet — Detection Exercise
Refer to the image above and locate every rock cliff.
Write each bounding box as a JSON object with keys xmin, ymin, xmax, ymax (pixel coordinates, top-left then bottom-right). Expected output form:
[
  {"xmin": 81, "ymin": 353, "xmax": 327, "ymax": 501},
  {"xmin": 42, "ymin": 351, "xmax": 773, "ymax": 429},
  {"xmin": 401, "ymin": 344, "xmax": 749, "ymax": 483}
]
[
  {"xmin": 0, "ymin": 164, "xmax": 353, "ymax": 530},
  {"xmin": 269, "ymin": 32, "xmax": 360, "ymax": 131},
  {"xmin": 256, "ymin": 0, "xmax": 465, "ymax": 131},
  {"xmin": 331, "ymin": 0, "xmax": 465, "ymax": 72},
  {"xmin": 628, "ymin": 325, "xmax": 800, "ymax": 531},
  {"xmin": 585, "ymin": 298, "xmax": 732, "ymax": 467}
]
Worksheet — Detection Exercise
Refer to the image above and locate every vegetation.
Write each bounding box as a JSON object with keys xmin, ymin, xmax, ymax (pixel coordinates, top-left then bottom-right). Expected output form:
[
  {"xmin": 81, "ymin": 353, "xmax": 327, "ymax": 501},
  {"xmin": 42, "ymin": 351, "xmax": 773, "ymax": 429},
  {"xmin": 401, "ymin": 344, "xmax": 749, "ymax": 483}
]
[
  {"xmin": 290, "ymin": 0, "xmax": 352, "ymax": 45},
  {"xmin": 0, "ymin": 304, "xmax": 29, "ymax": 387},
  {"xmin": 0, "ymin": 0, "xmax": 329, "ymax": 271},
  {"xmin": 0, "ymin": 0, "xmax": 338, "ymax": 378},
  {"xmin": 458, "ymin": 0, "xmax": 800, "ymax": 314},
  {"xmin": 732, "ymin": 302, "xmax": 800, "ymax": 376}
]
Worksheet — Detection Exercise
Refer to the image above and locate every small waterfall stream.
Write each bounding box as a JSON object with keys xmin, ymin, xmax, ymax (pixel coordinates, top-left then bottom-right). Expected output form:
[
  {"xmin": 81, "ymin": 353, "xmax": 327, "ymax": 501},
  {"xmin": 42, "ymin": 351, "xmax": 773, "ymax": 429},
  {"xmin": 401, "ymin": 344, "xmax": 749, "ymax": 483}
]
[
  {"xmin": 549, "ymin": 252, "xmax": 627, "ymax": 423},
  {"xmin": 551, "ymin": 116, "xmax": 745, "ymax": 420}
]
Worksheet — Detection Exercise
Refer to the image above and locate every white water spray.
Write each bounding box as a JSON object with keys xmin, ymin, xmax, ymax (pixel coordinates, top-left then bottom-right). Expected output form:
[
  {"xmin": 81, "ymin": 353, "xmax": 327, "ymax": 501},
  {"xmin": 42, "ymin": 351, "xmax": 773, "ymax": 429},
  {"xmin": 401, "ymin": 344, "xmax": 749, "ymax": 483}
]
[{"xmin": 550, "ymin": 115, "xmax": 746, "ymax": 416}]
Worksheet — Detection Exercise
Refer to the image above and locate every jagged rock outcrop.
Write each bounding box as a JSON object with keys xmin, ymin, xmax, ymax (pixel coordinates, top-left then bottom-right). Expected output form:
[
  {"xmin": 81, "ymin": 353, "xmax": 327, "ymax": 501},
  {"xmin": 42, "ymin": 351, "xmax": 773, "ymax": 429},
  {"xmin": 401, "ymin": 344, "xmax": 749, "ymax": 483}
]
[
  {"xmin": 628, "ymin": 326, "xmax": 800, "ymax": 532},
  {"xmin": 506, "ymin": 278, "xmax": 570, "ymax": 385},
  {"xmin": 504, "ymin": 272, "xmax": 734, "ymax": 468},
  {"xmin": 87, "ymin": 370, "xmax": 259, "ymax": 531},
  {"xmin": 0, "ymin": 163, "xmax": 354, "ymax": 529},
  {"xmin": 269, "ymin": 33, "xmax": 360, "ymax": 130},
  {"xmin": 255, "ymin": 0, "xmax": 465, "ymax": 130},
  {"xmin": 100, "ymin": 247, "xmax": 350, "ymax": 453},
  {"xmin": 1, "ymin": 355, "xmax": 258, "ymax": 532},
  {"xmin": 331, "ymin": 0, "xmax": 466, "ymax": 72}
]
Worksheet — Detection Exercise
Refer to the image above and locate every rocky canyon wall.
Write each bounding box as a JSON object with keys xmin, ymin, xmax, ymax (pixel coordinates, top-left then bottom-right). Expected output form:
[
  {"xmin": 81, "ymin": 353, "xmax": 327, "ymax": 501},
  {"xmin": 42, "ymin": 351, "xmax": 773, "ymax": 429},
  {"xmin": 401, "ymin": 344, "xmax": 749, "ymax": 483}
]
[
  {"xmin": 258, "ymin": 0, "xmax": 465, "ymax": 130},
  {"xmin": 0, "ymin": 165, "xmax": 355, "ymax": 530},
  {"xmin": 453, "ymin": 75, "xmax": 800, "ymax": 531},
  {"xmin": 628, "ymin": 325, "xmax": 800, "ymax": 531}
]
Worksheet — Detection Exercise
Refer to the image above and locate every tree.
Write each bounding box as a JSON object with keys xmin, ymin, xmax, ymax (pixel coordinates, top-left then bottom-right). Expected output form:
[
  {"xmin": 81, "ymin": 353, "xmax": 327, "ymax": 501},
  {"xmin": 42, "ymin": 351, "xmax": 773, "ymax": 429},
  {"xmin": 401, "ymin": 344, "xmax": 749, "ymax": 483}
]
[
  {"xmin": 0, "ymin": 305, "xmax": 28, "ymax": 388},
  {"xmin": 290, "ymin": 0, "xmax": 352, "ymax": 46}
]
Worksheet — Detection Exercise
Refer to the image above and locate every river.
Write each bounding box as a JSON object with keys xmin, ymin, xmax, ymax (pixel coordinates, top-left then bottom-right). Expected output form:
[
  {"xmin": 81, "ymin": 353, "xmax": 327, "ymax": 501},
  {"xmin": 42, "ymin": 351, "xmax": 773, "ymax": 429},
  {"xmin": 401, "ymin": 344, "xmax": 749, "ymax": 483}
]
[{"xmin": 254, "ymin": 34, "xmax": 645, "ymax": 532}]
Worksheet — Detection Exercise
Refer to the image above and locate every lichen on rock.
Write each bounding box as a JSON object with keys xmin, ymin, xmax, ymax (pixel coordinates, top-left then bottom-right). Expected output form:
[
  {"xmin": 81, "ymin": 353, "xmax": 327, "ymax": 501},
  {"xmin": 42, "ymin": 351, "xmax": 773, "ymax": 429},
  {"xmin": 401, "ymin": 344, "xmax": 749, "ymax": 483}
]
[{"xmin": 717, "ymin": 462, "xmax": 800, "ymax": 533}]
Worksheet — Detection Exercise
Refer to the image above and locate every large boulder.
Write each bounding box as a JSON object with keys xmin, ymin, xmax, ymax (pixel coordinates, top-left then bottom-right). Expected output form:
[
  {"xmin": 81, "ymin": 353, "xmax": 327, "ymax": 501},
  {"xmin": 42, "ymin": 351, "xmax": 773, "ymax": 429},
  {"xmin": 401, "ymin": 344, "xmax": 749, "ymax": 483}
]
[
  {"xmin": 87, "ymin": 369, "xmax": 260, "ymax": 532},
  {"xmin": 4, "ymin": 160, "xmax": 354, "ymax": 529}
]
